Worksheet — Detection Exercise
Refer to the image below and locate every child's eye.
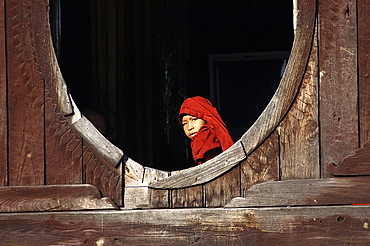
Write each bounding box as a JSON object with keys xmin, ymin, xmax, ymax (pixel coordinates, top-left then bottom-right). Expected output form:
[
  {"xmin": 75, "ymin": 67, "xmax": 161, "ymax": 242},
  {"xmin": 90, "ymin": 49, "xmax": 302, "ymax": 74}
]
[
  {"xmin": 182, "ymin": 122, "xmax": 187, "ymax": 126},
  {"xmin": 191, "ymin": 117, "xmax": 198, "ymax": 121}
]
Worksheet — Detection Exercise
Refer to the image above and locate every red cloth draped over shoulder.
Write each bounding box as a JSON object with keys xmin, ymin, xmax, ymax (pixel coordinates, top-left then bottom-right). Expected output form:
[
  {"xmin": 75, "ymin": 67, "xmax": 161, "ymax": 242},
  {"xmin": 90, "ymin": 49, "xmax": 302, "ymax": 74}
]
[{"xmin": 179, "ymin": 96, "xmax": 234, "ymax": 164}]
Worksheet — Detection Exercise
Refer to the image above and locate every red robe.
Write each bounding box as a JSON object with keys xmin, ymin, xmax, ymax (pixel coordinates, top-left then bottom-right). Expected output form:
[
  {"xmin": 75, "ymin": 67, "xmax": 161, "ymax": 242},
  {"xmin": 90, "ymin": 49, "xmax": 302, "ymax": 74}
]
[{"xmin": 179, "ymin": 96, "xmax": 234, "ymax": 164}]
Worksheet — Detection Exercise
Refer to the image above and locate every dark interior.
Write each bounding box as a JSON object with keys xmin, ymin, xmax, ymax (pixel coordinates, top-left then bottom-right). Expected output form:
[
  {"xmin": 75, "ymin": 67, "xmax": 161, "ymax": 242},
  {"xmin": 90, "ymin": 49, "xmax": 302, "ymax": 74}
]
[{"xmin": 51, "ymin": 0, "xmax": 294, "ymax": 171}]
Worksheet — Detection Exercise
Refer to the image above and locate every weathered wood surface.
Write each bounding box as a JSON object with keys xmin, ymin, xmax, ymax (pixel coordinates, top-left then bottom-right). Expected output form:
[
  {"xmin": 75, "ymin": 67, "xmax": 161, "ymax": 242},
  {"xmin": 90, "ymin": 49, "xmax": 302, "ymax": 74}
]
[
  {"xmin": 0, "ymin": 206, "xmax": 369, "ymax": 245},
  {"xmin": 83, "ymin": 144, "xmax": 123, "ymax": 206},
  {"xmin": 149, "ymin": 0, "xmax": 316, "ymax": 190},
  {"xmin": 45, "ymin": 95, "xmax": 83, "ymax": 184},
  {"xmin": 72, "ymin": 115, "xmax": 123, "ymax": 167},
  {"xmin": 319, "ymin": 0, "xmax": 359, "ymax": 177},
  {"xmin": 7, "ymin": 0, "xmax": 45, "ymax": 186},
  {"xmin": 226, "ymin": 176, "xmax": 370, "ymax": 208},
  {"xmin": 0, "ymin": 0, "xmax": 125, "ymax": 205},
  {"xmin": 150, "ymin": 132, "xmax": 277, "ymax": 209},
  {"xmin": 240, "ymin": 130, "xmax": 279, "ymax": 195},
  {"xmin": 204, "ymin": 166, "xmax": 241, "ymax": 207},
  {"xmin": 279, "ymin": 23, "xmax": 320, "ymax": 180},
  {"xmin": 0, "ymin": 185, "xmax": 118, "ymax": 212},
  {"xmin": 329, "ymin": 141, "xmax": 370, "ymax": 176},
  {"xmin": 32, "ymin": 0, "xmax": 72, "ymax": 116},
  {"xmin": 0, "ymin": 0, "xmax": 7, "ymax": 186},
  {"xmin": 124, "ymin": 157, "xmax": 170, "ymax": 209},
  {"xmin": 145, "ymin": 167, "xmax": 170, "ymax": 208},
  {"xmin": 171, "ymin": 186, "xmax": 203, "ymax": 208},
  {"xmin": 29, "ymin": 0, "xmax": 84, "ymax": 185},
  {"xmin": 149, "ymin": 141, "xmax": 246, "ymax": 189},
  {"xmin": 358, "ymin": 0, "xmax": 370, "ymax": 146}
]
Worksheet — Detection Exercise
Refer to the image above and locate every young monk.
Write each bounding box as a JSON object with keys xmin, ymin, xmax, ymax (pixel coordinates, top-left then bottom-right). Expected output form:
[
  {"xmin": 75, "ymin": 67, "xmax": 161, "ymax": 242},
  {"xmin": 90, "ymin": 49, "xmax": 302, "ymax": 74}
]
[{"xmin": 179, "ymin": 96, "xmax": 234, "ymax": 164}]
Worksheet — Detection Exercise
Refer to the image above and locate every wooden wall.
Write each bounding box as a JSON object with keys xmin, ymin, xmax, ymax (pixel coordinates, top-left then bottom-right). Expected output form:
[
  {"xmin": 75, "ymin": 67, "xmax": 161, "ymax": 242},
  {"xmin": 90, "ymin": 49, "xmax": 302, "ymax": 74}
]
[
  {"xmin": 0, "ymin": 0, "xmax": 122, "ymax": 206},
  {"xmin": 1, "ymin": 0, "xmax": 370, "ymax": 211},
  {"xmin": 1, "ymin": 0, "xmax": 370, "ymax": 243}
]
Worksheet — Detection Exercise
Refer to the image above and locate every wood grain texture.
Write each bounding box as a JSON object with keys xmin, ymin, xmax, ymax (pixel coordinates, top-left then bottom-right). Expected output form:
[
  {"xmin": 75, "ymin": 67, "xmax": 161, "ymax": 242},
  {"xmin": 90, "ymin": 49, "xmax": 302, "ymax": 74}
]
[
  {"xmin": 0, "ymin": 0, "xmax": 7, "ymax": 186},
  {"xmin": 124, "ymin": 158, "xmax": 170, "ymax": 209},
  {"xmin": 205, "ymin": 166, "xmax": 240, "ymax": 207},
  {"xmin": 31, "ymin": 0, "xmax": 72, "ymax": 116},
  {"xmin": 329, "ymin": 141, "xmax": 370, "ymax": 175},
  {"xmin": 319, "ymin": 0, "xmax": 359, "ymax": 177},
  {"xmin": 83, "ymin": 144, "xmax": 122, "ymax": 206},
  {"xmin": 7, "ymin": 0, "xmax": 45, "ymax": 185},
  {"xmin": 240, "ymin": 130, "xmax": 279, "ymax": 196},
  {"xmin": 0, "ymin": 185, "xmax": 118, "ymax": 212},
  {"xmin": 145, "ymin": 167, "xmax": 170, "ymax": 208},
  {"xmin": 279, "ymin": 24, "xmax": 320, "ymax": 180},
  {"xmin": 150, "ymin": 141, "xmax": 246, "ymax": 189},
  {"xmin": 123, "ymin": 157, "xmax": 149, "ymax": 208},
  {"xmin": 226, "ymin": 176, "xmax": 370, "ymax": 208},
  {"xmin": 45, "ymin": 94, "xmax": 83, "ymax": 184},
  {"xmin": 0, "ymin": 206, "xmax": 369, "ymax": 245},
  {"xmin": 358, "ymin": 0, "xmax": 370, "ymax": 146},
  {"xmin": 172, "ymin": 185, "xmax": 203, "ymax": 208},
  {"xmin": 73, "ymin": 116, "xmax": 123, "ymax": 167},
  {"xmin": 149, "ymin": 0, "xmax": 316, "ymax": 189},
  {"xmin": 28, "ymin": 0, "xmax": 83, "ymax": 185}
]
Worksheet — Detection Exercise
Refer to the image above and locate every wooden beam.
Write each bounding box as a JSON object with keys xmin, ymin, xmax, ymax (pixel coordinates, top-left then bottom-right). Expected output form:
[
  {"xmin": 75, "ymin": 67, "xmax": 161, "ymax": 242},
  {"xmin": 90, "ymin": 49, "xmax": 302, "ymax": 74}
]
[
  {"xmin": 149, "ymin": 141, "xmax": 246, "ymax": 189},
  {"xmin": 226, "ymin": 177, "xmax": 370, "ymax": 208},
  {"xmin": 0, "ymin": 206, "xmax": 369, "ymax": 245},
  {"xmin": 0, "ymin": 185, "xmax": 118, "ymax": 212},
  {"xmin": 73, "ymin": 116, "xmax": 123, "ymax": 168}
]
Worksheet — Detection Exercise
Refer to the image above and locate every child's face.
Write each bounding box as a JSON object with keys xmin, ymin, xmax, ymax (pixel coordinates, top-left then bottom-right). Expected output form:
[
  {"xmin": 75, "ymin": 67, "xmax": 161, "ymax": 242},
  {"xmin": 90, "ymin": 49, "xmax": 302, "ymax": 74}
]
[{"xmin": 181, "ymin": 115, "xmax": 207, "ymax": 139}]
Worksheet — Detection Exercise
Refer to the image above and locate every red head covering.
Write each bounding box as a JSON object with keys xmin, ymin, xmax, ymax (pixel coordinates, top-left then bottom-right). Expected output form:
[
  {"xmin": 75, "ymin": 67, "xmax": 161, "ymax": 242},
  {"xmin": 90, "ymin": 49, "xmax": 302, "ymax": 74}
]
[{"xmin": 179, "ymin": 96, "xmax": 234, "ymax": 152}]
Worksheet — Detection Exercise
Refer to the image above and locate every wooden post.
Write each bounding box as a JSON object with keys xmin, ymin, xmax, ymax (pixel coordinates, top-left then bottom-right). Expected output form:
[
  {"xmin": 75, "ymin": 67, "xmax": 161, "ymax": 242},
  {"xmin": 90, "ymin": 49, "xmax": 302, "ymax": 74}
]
[
  {"xmin": 0, "ymin": 0, "xmax": 7, "ymax": 186},
  {"xmin": 358, "ymin": 0, "xmax": 370, "ymax": 146},
  {"xmin": 319, "ymin": 0, "xmax": 358, "ymax": 177},
  {"xmin": 7, "ymin": 0, "xmax": 45, "ymax": 185}
]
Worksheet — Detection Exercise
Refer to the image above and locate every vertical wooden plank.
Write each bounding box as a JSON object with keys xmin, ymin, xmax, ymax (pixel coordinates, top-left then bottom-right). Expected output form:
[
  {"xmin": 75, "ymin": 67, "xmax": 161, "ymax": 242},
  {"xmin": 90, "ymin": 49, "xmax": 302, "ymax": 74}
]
[
  {"xmin": 123, "ymin": 159, "xmax": 149, "ymax": 209},
  {"xmin": 204, "ymin": 166, "xmax": 240, "ymax": 207},
  {"xmin": 27, "ymin": 0, "xmax": 83, "ymax": 185},
  {"xmin": 279, "ymin": 25, "xmax": 320, "ymax": 180},
  {"xmin": 45, "ymin": 96, "xmax": 83, "ymax": 184},
  {"xmin": 241, "ymin": 131, "xmax": 279, "ymax": 195},
  {"xmin": 0, "ymin": 0, "xmax": 7, "ymax": 186},
  {"xmin": 358, "ymin": 0, "xmax": 370, "ymax": 146},
  {"xmin": 7, "ymin": 0, "xmax": 44, "ymax": 185},
  {"xmin": 172, "ymin": 186, "xmax": 203, "ymax": 208},
  {"xmin": 318, "ymin": 0, "xmax": 358, "ymax": 177},
  {"xmin": 145, "ymin": 168, "xmax": 170, "ymax": 208}
]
